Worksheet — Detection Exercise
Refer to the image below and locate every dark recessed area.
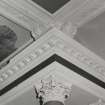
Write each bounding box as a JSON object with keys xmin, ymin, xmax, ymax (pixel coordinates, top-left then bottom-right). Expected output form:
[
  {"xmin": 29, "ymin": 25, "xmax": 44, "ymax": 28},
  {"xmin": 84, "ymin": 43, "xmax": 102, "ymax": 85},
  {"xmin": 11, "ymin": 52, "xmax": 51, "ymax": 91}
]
[{"xmin": 32, "ymin": 0, "xmax": 71, "ymax": 14}]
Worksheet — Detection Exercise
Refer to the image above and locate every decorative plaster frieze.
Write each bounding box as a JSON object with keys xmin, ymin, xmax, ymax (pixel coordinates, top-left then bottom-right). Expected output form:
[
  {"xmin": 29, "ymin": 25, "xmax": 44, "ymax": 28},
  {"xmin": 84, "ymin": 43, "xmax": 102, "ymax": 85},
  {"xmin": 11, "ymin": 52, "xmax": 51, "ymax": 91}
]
[
  {"xmin": 0, "ymin": 36, "xmax": 57, "ymax": 83},
  {"xmin": 0, "ymin": 28, "xmax": 105, "ymax": 86}
]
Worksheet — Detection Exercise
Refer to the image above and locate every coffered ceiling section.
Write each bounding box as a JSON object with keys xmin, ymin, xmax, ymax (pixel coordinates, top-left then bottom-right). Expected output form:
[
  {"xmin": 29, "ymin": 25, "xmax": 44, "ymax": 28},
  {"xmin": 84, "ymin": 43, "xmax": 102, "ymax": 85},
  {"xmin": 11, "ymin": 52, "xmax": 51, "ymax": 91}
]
[{"xmin": 1, "ymin": 0, "xmax": 105, "ymax": 28}]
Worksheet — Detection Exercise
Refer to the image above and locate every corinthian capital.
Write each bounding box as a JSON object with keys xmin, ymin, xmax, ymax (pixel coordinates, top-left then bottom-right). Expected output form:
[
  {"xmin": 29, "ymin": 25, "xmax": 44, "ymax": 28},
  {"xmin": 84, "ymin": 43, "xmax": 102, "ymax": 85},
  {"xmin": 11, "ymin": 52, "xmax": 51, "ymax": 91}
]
[{"xmin": 34, "ymin": 76, "xmax": 72, "ymax": 105}]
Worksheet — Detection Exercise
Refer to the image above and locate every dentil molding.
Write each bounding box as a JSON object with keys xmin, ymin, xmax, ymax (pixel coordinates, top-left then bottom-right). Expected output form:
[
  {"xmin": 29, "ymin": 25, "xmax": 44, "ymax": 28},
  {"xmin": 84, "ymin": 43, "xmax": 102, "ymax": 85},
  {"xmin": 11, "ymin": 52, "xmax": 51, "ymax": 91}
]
[{"xmin": 0, "ymin": 28, "xmax": 105, "ymax": 86}]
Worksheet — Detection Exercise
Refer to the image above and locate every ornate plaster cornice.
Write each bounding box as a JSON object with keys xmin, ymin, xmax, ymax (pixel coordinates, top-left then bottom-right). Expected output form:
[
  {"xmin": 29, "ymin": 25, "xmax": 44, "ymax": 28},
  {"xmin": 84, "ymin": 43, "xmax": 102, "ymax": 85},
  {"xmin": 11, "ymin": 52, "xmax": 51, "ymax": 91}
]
[
  {"xmin": 0, "ymin": 28, "xmax": 105, "ymax": 104},
  {"xmin": 0, "ymin": 28, "xmax": 105, "ymax": 88}
]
